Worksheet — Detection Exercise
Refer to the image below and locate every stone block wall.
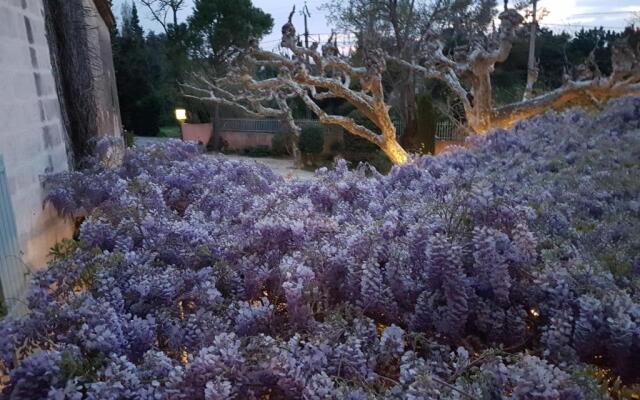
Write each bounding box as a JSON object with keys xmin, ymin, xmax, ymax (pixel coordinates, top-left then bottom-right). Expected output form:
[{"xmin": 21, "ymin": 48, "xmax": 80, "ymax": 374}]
[
  {"xmin": 220, "ymin": 131, "xmax": 274, "ymax": 151},
  {"xmin": 434, "ymin": 140, "xmax": 466, "ymax": 155},
  {"xmin": 0, "ymin": 0, "xmax": 74, "ymax": 275}
]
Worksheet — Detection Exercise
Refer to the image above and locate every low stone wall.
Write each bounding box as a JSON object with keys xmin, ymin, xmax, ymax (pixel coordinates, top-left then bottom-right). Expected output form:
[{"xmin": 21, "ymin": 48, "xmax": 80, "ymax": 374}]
[
  {"xmin": 220, "ymin": 131, "xmax": 273, "ymax": 151},
  {"xmin": 182, "ymin": 123, "xmax": 212, "ymax": 145},
  {"xmin": 187, "ymin": 123, "xmax": 460, "ymax": 158},
  {"xmin": 220, "ymin": 129, "xmax": 343, "ymax": 155},
  {"xmin": 435, "ymin": 140, "xmax": 466, "ymax": 155}
]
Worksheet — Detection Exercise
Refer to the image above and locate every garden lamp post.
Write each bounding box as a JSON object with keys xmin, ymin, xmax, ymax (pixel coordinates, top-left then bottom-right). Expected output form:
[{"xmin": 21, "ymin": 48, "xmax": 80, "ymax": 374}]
[
  {"xmin": 175, "ymin": 108, "xmax": 187, "ymax": 123},
  {"xmin": 175, "ymin": 108, "xmax": 187, "ymax": 139}
]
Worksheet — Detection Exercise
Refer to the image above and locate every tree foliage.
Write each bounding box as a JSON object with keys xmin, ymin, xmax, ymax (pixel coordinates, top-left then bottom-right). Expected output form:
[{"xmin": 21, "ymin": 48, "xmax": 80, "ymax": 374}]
[
  {"xmin": 187, "ymin": 0, "xmax": 273, "ymax": 69},
  {"xmin": 138, "ymin": 0, "xmax": 187, "ymax": 34},
  {"xmin": 324, "ymin": 0, "xmax": 498, "ymax": 152},
  {"xmin": 494, "ymin": 26, "xmax": 640, "ymax": 101},
  {"xmin": 299, "ymin": 123, "xmax": 325, "ymax": 156},
  {"xmin": 112, "ymin": 0, "xmax": 274, "ymax": 136},
  {"xmin": 113, "ymin": 3, "xmax": 165, "ymax": 136}
]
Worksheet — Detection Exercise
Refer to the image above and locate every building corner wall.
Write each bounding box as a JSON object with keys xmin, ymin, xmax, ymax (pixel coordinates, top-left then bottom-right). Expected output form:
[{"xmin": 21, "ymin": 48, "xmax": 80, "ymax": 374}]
[
  {"xmin": 0, "ymin": 0, "xmax": 74, "ymax": 310},
  {"xmin": 84, "ymin": 0, "xmax": 122, "ymax": 138}
]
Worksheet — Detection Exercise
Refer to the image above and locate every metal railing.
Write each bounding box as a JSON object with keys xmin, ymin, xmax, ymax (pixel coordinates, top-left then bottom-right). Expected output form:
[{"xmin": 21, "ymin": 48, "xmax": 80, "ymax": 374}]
[
  {"xmin": 219, "ymin": 119, "xmax": 342, "ymax": 135},
  {"xmin": 219, "ymin": 118, "xmax": 403, "ymax": 136},
  {"xmin": 220, "ymin": 119, "xmax": 284, "ymax": 133},
  {"xmin": 220, "ymin": 118, "xmax": 465, "ymax": 141},
  {"xmin": 435, "ymin": 120, "xmax": 467, "ymax": 141}
]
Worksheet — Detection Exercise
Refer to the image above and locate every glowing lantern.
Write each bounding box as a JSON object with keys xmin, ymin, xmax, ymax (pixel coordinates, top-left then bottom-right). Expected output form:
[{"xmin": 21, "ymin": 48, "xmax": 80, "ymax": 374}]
[{"xmin": 175, "ymin": 108, "xmax": 187, "ymax": 122}]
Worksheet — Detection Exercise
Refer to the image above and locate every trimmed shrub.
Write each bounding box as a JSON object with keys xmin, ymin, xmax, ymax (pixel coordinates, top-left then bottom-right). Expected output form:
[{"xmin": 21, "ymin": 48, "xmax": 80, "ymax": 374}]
[
  {"xmin": 271, "ymin": 131, "xmax": 293, "ymax": 157},
  {"xmin": 299, "ymin": 123, "xmax": 324, "ymax": 155},
  {"xmin": 242, "ymin": 145, "xmax": 272, "ymax": 158}
]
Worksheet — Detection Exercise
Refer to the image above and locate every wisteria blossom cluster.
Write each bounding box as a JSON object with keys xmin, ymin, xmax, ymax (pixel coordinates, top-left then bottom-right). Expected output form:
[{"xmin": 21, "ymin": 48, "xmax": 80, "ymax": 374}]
[{"xmin": 1, "ymin": 97, "xmax": 639, "ymax": 399}]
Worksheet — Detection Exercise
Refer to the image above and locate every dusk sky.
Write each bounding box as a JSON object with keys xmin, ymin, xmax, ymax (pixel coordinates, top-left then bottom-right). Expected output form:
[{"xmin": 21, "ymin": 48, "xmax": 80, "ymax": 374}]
[{"xmin": 113, "ymin": 0, "xmax": 640, "ymax": 51}]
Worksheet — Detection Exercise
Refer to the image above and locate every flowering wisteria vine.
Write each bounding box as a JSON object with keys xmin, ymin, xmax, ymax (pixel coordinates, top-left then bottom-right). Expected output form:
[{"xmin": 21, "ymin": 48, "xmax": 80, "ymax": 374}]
[{"xmin": 1, "ymin": 97, "xmax": 639, "ymax": 399}]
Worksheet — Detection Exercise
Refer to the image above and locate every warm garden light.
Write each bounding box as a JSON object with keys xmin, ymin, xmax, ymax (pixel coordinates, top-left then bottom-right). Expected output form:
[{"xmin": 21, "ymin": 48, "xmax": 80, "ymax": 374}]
[{"xmin": 175, "ymin": 108, "xmax": 187, "ymax": 122}]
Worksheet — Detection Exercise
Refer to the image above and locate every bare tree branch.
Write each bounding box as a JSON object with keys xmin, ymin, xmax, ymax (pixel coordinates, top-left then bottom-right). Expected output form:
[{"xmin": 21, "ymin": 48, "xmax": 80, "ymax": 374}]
[
  {"xmin": 295, "ymin": 86, "xmax": 382, "ymax": 144},
  {"xmin": 184, "ymin": 6, "xmax": 410, "ymax": 165},
  {"xmin": 138, "ymin": 0, "xmax": 186, "ymax": 34},
  {"xmin": 389, "ymin": 7, "xmax": 640, "ymax": 134},
  {"xmin": 492, "ymin": 77, "xmax": 640, "ymax": 129},
  {"xmin": 181, "ymin": 67, "xmax": 305, "ymax": 167}
]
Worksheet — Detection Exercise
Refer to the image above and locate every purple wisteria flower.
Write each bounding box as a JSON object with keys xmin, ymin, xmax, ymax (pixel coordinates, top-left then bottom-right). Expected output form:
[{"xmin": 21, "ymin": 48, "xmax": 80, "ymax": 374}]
[{"xmin": 1, "ymin": 97, "xmax": 639, "ymax": 398}]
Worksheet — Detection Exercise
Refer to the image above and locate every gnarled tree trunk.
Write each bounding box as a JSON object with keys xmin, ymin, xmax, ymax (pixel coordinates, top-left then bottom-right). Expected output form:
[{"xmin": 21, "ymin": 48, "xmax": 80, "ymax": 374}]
[
  {"xmin": 391, "ymin": 8, "xmax": 640, "ymax": 136},
  {"xmin": 183, "ymin": 8, "xmax": 410, "ymax": 166},
  {"xmin": 381, "ymin": 135, "xmax": 409, "ymax": 165}
]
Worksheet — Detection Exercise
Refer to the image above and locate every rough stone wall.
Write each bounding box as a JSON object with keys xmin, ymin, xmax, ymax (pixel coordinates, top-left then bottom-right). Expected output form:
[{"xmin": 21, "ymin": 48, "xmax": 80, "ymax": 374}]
[
  {"xmin": 82, "ymin": 0, "xmax": 122, "ymax": 138},
  {"xmin": 44, "ymin": 0, "xmax": 122, "ymax": 161},
  {"xmin": 0, "ymin": 0, "xmax": 74, "ymax": 272},
  {"xmin": 219, "ymin": 129, "xmax": 344, "ymax": 155},
  {"xmin": 220, "ymin": 131, "xmax": 274, "ymax": 151},
  {"xmin": 435, "ymin": 140, "xmax": 466, "ymax": 155}
]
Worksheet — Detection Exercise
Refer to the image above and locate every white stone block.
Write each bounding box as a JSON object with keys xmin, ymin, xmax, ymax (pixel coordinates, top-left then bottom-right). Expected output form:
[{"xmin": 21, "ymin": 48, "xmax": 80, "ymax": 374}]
[{"xmin": 0, "ymin": 6, "xmax": 19, "ymax": 39}]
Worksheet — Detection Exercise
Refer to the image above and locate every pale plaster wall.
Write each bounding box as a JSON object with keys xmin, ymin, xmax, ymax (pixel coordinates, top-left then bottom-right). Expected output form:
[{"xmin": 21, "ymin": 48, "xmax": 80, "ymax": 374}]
[{"xmin": 0, "ymin": 0, "xmax": 74, "ymax": 276}]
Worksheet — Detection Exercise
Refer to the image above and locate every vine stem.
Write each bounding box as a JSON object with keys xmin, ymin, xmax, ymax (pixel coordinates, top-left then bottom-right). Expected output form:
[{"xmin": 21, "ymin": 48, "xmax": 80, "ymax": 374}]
[{"xmin": 374, "ymin": 372, "xmax": 478, "ymax": 400}]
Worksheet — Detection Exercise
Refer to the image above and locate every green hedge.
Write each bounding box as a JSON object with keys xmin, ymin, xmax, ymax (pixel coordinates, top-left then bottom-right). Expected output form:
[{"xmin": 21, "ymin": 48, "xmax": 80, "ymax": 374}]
[
  {"xmin": 272, "ymin": 131, "xmax": 294, "ymax": 157},
  {"xmin": 299, "ymin": 124, "xmax": 324, "ymax": 155}
]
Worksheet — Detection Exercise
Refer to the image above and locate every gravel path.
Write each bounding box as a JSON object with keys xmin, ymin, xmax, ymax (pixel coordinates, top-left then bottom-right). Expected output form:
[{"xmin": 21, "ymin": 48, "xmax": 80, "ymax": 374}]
[
  {"xmin": 134, "ymin": 136, "xmax": 316, "ymax": 180},
  {"xmin": 209, "ymin": 153, "xmax": 316, "ymax": 181},
  {"xmin": 133, "ymin": 136, "xmax": 168, "ymax": 147}
]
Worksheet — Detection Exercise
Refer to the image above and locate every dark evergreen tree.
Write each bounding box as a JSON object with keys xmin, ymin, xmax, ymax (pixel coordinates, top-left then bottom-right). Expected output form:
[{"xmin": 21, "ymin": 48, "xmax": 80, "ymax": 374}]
[
  {"xmin": 187, "ymin": 0, "xmax": 273, "ymax": 70},
  {"xmin": 113, "ymin": 3, "xmax": 162, "ymax": 136}
]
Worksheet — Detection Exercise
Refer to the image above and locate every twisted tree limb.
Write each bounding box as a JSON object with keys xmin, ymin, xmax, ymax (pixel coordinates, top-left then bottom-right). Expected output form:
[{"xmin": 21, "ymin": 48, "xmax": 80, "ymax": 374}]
[
  {"xmin": 183, "ymin": 7, "xmax": 409, "ymax": 165},
  {"xmin": 182, "ymin": 73, "xmax": 304, "ymax": 167},
  {"xmin": 389, "ymin": 8, "xmax": 640, "ymax": 134}
]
